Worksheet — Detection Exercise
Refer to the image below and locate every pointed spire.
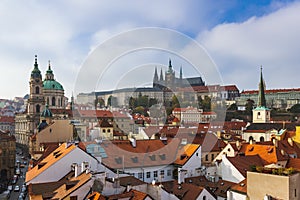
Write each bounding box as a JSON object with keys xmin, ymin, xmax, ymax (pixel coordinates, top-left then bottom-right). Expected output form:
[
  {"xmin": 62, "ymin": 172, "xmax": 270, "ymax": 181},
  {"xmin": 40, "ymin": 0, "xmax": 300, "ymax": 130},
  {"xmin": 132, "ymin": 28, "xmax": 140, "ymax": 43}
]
[
  {"xmin": 153, "ymin": 66, "xmax": 158, "ymax": 83},
  {"xmin": 31, "ymin": 55, "xmax": 42, "ymax": 79},
  {"xmin": 169, "ymin": 59, "xmax": 172, "ymax": 69},
  {"xmin": 34, "ymin": 55, "xmax": 38, "ymax": 68},
  {"xmin": 258, "ymin": 66, "xmax": 266, "ymax": 107},
  {"xmin": 48, "ymin": 60, "xmax": 51, "ymax": 70},
  {"xmin": 180, "ymin": 65, "xmax": 183, "ymax": 79},
  {"xmin": 160, "ymin": 68, "xmax": 164, "ymax": 81}
]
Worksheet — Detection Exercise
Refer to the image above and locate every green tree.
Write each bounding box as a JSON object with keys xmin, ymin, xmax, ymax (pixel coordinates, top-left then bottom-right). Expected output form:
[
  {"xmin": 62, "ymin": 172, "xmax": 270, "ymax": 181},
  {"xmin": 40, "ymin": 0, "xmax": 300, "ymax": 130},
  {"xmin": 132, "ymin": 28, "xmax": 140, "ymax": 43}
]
[
  {"xmin": 245, "ymin": 99, "xmax": 254, "ymax": 115},
  {"xmin": 290, "ymin": 104, "xmax": 300, "ymax": 113},
  {"xmin": 198, "ymin": 96, "xmax": 211, "ymax": 111},
  {"xmin": 171, "ymin": 95, "xmax": 180, "ymax": 109},
  {"xmin": 228, "ymin": 103, "xmax": 238, "ymax": 111},
  {"xmin": 133, "ymin": 106, "xmax": 145, "ymax": 115}
]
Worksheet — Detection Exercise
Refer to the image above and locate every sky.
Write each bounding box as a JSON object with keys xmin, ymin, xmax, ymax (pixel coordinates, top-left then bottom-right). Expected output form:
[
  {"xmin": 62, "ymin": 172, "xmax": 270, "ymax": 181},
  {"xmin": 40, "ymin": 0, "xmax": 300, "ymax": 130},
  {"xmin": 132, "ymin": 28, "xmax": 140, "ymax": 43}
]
[{"xmin": 0, "ymin": 0, "xmax": 299, "ymax": 100}]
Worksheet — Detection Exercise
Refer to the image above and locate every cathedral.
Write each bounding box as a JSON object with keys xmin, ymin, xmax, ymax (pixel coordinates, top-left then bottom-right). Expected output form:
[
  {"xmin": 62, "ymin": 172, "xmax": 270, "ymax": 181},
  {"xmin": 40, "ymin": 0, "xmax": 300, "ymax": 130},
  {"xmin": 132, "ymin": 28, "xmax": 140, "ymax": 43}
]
[
  {"xmin": 15, "ymin": 55, "xmax": 70, "ymax": 151},
  {"xmin": 153, "ymin": 59, "xmax": 205, "ymax": 90}
]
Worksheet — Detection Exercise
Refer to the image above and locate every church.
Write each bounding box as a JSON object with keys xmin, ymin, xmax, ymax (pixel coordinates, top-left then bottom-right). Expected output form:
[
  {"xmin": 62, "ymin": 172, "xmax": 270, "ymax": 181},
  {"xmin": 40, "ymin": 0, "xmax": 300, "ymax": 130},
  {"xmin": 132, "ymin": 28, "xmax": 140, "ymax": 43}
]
[
  {"xmin": 153, "ymin": 59, "xmax": 205, "ymax": 90},
  {"xmin": 15, "ymin": 55, "xmax": 71, "ymax": 152}
]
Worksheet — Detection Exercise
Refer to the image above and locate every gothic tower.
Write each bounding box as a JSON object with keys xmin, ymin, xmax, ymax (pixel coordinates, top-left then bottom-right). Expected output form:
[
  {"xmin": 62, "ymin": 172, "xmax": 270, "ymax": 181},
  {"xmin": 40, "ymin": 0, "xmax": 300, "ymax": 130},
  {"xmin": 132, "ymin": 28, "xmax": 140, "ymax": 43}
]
[
  {"xmin": 165, "ymin": 59, "xmax": 175, "ymax": 89},
  {"xmin": 153, "ymin": 66, "xmax": 159, "ymax": 88},
  {"xmin": 252, "ymin": 67, "xmax": 270, "ymax": 123}
]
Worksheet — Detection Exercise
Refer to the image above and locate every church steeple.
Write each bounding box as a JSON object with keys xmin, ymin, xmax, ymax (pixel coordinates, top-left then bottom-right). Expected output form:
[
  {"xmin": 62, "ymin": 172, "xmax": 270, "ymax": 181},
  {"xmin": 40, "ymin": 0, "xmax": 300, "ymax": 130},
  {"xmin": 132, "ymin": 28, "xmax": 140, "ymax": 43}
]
[
  {"xmin": 258, "ymin": 66, "xmax": 266, "ymax": 107},
  {"xmin": 153, "ymin": 66, "xmax": 158, "ymax": 83},
  {"xmin": 45, "ymin": 60, "xmax": 54, "ymax": 80},
  {"xmin": 168, "ymin": 59, "xmax": 173, "ymax": 72},
  {"xmin": 180, "ymin": 65, "xmax": 183, "ymax": 80},
  {"xmin": 160, "ymin": 68, "xmax": 164, "ymax": 81},
  {"xmin": 252, "ymin": 66, "xmax": 270, "ymax": 123},
  {"xmin": 31, "ymin": 55, "xmax": 42, "ymax": 79}
]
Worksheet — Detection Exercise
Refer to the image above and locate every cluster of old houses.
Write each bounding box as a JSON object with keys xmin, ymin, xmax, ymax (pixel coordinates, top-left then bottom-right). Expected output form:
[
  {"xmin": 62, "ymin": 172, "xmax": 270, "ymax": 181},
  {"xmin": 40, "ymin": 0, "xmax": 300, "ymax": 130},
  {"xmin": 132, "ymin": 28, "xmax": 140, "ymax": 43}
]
[{"xmin": 1, "ymin": 57, "xmax": 300, "ymax": 199}]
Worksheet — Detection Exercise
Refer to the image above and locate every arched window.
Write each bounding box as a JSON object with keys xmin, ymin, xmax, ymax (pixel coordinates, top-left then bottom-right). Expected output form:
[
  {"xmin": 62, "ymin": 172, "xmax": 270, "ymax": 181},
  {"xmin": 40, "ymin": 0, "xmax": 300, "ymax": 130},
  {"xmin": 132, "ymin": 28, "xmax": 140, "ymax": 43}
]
[
  {"xmin": 47, "ymin": 97, "xmax": 49, "ymax": 105},
  {"xmin": 36, "ymin": 104, "xmax": 40, "ymax": 113},
  {"xmin": 249, "ymin": 136, "xmax": 254, "ymax": 143},
  {"xmin": 35, "ymin": 86, "xmax": 39, "ymax": 94},
  {"xmin": 203, "ymin": 196, "xmax": 206, "ymax": 200},
  {"xmin": 52, "ymin": 97, "xmax": 56, "ymax": 106},
  {"xmin": 260, "ymin": 136, "xmax": 265, "ymax": 142}
]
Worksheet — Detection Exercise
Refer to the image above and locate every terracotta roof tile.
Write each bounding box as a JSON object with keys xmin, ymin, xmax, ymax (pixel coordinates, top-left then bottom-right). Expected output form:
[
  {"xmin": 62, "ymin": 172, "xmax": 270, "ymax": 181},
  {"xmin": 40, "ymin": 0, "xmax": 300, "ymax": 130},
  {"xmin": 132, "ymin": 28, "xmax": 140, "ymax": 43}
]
[
  {"xmin": 286, "ymin": 158, "xmax": 300, "ymax": 170},
  {"xmin": 174, "ymin": 144, "xmax": 200, "ymax": 166},
  {"xmin": 230, "ymin": 179, "xmax": 247, "ymax": 194},
  {"xmin": 161, "ymin": 180, "xmax": 204, "ymax": 200},
  {"xmin": 227, "ymin": 155, "xmax": 264, "ymax": 177},
  {"xmin": 26, "ymin": 143, "xmax": 76, "ymax": 183}
]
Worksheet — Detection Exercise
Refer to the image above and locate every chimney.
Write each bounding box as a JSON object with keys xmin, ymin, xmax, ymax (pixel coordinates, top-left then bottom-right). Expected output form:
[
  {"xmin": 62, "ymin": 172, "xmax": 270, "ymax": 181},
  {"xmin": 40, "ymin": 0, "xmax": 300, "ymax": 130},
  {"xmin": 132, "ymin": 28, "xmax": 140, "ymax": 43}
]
[
  {"xmin": 178, "ymin": 168, "xmax": 186, "ymax": 184},
  {"xmin": 74, "ymin": 163, "xmax": 79, "ymax": 178},
  {"xmin": 236, "ymin": 140, "xmax": 241, "ymax": 150},
  {"xmin": 130, "ymin": 137, "xmax": 136, "ymax": 148},
  {"xmin": 217, "ymin": 131, "xmax": 221, "ymax": 139},
  {"xmin": 288, "ymin": 138, "xmax": 293, "ymax": 146},
  {"xmin": 81, "ymin": 161, "xmax": 89, "ymax": 173},
  {"xmin": 272, "ymin": 138, "xmax": 278, "ymax": 147}
]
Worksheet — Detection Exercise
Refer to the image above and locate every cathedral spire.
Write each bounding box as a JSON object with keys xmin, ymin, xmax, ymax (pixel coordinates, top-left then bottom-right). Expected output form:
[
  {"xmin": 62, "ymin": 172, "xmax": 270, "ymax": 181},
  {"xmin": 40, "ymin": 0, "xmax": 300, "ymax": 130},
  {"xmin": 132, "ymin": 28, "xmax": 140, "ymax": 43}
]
[
  {"xmin": 180, "ymin": 65, "xmax": 183, "ymax": 79},
  {"xmin": 160, "ymin": 68, "xmax": 164, "ymax": 81},
  {"xmin": 153, "ymin": 66, "xmax": 158, "ymax": 82},
  {"xmin": 258, "ymin": 66, "xmax": 266, "ymax": 107}
]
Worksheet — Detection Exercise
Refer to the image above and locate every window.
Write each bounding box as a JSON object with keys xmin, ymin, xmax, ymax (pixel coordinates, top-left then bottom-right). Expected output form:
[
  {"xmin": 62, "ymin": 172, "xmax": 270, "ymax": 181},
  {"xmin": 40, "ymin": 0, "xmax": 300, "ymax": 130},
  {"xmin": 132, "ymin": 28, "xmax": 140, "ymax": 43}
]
[
  {"xmin": 52, "ymin": 97, "xmax": 56, "ymax": 106},
  {"xmin": 202, "ymin": 196, "xmax": 206, "ymax": 200},
  {"xmin": 260, "ymin": 136, "xmax": 264, "ymax": 142},
  {"xmin": 35, "ymin": 86, "xmax": 39, "ymax": 94},
  {"xmin": 103, "ymin": 129, "xmax": 106, "ymax": 133},
  {"xmin": 160, "ymin": 170, "xmax": 164, "ymax": 176},
  {"xmin": 167, "ymin": 169, "xmax": 171, "ymax": 176},
  {"xmin": 107, "ymin": 129, "xmax": 111, "ymax": 133},
  {"xmin": 205, "ymin": 154, "xmax": 208, "ymax": 161},
  {"xmin": 211, "ymin": 154, "xmax": 215, "ymax": 161},
  {"xmin": 36, "ymin": 104, "xmax": 40, "ymax": 113},
  {"xmin": 138, "ymin": 172, "xmax": 143, "ymax": 179},
  {"xmin": 146, "ymin": 172, "xmax": 151, "ymax": 178},
  {"xmin": 154, "ymin": 171, "xmax": 158, "ymax": 178}
]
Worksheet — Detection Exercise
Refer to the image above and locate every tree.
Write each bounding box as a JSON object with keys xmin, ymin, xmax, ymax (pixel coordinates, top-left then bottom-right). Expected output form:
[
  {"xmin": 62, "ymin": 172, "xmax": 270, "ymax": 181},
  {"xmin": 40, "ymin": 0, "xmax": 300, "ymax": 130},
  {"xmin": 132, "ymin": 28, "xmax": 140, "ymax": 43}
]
[
  {"xmin": 290, "ymin": 104, "xmax": 300, "ymax": 113},
  {"xmin": 198, "ymin": 96, "xmax": 211, "ymax": 111},
  {"xmin": 107, "ymin": 95, "xmax": 117, "ymax": 107},
  {"xmin": 245, "ymin": 99, "xmax": 254, "ymax": 115},
  {"xmin": 171, "ymin": 95, "xmax": 180, "ymax": 109},
  {"xmin": 228, "ymin": 103, "xmax": 238, "ymax": 111}
]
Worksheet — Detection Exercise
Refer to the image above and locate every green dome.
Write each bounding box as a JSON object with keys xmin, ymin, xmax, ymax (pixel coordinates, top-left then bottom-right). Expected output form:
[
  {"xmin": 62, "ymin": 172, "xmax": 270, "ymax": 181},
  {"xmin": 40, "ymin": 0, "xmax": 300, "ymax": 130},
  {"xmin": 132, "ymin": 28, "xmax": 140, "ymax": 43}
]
[
  {"xmin": 43, "ymin": 80, "xmax": 64, "ymax": 91},
  {"xmin": 41, "ymin": 104, "xmax": 53, "ymax": 117}
]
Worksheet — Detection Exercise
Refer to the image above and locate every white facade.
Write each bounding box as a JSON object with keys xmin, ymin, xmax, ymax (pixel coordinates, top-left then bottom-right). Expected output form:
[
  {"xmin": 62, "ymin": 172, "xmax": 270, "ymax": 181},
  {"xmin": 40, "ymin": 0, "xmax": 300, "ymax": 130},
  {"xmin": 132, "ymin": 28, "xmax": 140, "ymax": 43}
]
[
  {"xmin": 26, "ymin": 145, "xmax": 99, "ymax": 185},
  {"xmin": 242, "ymin": 129, "xmax": 276, "ymax": 143},
  {"xmin": 124, "ymin": 165, "xmax": 174, "ymax": 183},
  {"xmin": 227, "ymin": 190, "xmax": 247, "ymax": 200},
  {"xmin": 180, "ymin": 146, "xmax": 202, "ymax": 178},
  {"xmin": 219, "ymin": 155, "xmax": 245, "ymax": 184}
]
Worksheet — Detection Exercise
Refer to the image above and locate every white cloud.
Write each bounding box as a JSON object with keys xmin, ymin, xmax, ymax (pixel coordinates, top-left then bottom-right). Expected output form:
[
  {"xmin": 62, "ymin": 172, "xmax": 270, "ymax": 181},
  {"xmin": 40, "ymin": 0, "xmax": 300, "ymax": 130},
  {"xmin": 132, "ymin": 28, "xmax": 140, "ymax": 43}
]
[
  {"xmin": 198, "ymin": 1, "xmax": 300, "ymax": 91},
  {"xmin": 0, "ymin": 1, "xmax": 298, "ymax": 99}
]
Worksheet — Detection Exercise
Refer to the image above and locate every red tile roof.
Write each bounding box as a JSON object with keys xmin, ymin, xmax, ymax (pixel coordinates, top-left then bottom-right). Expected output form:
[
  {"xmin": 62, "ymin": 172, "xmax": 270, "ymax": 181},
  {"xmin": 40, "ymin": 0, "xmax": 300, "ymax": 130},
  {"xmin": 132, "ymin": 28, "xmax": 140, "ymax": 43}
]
[
  {"xmin": 161, "ymin": 180, "xmax": 205, "ymax": 200},
  {"xmin": 0, "ymin": 116, "xmax": 14, "ymax": 123},
  {"xmin": 242, "ymin": 88, "xmax": 300, "ymax": 94},
  {"xmin": 227, "ymin": 155, "xmax": 264, "ymax": 177}
]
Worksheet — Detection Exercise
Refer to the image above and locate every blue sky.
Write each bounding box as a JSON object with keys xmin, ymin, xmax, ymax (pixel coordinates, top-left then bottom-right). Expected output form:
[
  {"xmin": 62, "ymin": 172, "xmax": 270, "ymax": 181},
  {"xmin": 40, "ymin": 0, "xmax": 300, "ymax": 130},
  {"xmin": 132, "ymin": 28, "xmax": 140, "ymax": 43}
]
[{"xmin": 0, "ymin": 0, "xmax": 299, "ymax": 99}]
